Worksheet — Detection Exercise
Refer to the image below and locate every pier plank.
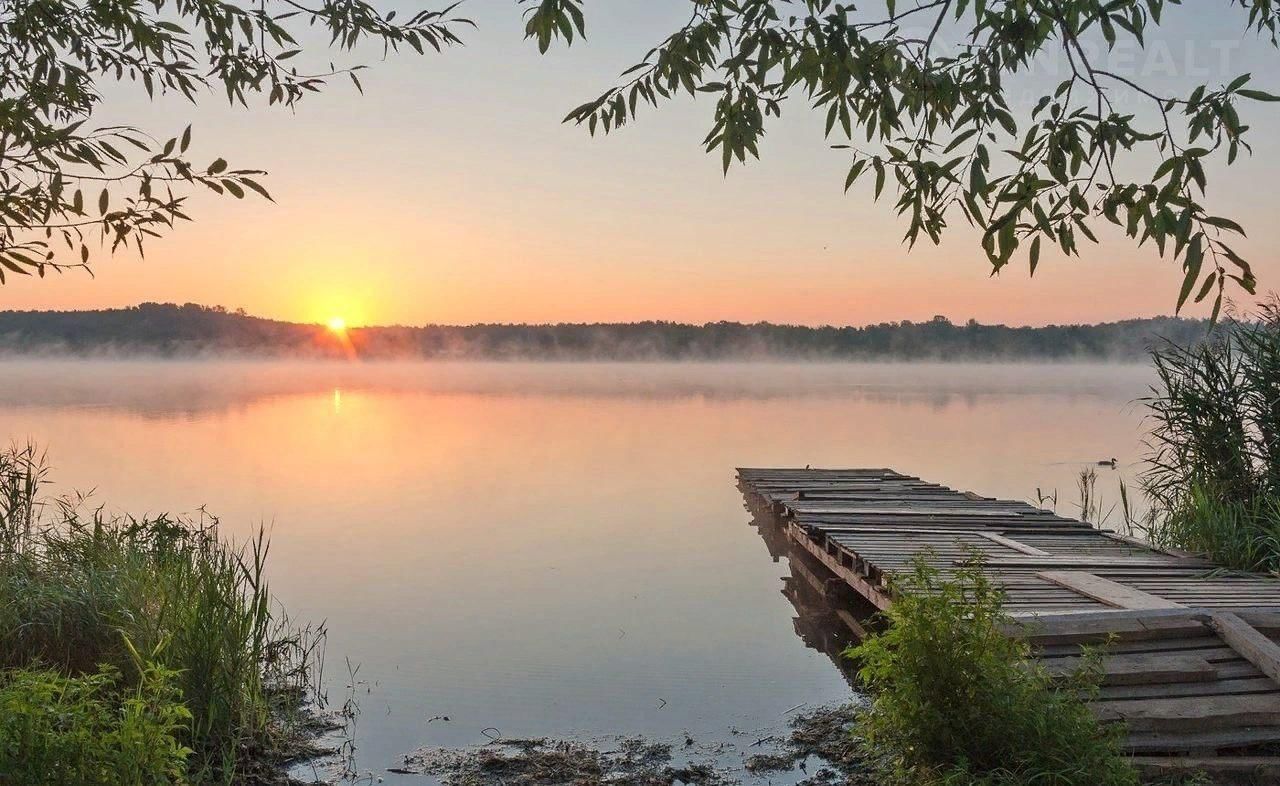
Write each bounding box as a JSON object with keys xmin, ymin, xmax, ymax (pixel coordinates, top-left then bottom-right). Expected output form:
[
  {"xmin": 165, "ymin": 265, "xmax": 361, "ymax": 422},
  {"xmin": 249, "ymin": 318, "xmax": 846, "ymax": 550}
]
[
  {"xmin": 1211, "ymin": 612, "xmax": 1280, "ymax": 687},
  {"xmin": 1037, "ymin": 571, "xmax": 1186, "ymax": 610}
]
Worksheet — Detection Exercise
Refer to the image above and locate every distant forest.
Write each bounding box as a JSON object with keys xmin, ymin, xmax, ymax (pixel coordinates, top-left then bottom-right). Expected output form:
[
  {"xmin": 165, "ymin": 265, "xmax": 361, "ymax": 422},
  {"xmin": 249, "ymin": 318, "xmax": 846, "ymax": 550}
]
[{"xmin": 0, "ymin": 303, "xmax": 1210, "ymax": 361}]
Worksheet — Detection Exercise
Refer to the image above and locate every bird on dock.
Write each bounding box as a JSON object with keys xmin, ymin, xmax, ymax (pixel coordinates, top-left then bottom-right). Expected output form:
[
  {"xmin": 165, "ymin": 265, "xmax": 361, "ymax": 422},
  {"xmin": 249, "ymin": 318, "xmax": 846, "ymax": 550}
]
[{"xmin": 1097, "ymin": 458, "xmax": 1118, "ymax": 468}]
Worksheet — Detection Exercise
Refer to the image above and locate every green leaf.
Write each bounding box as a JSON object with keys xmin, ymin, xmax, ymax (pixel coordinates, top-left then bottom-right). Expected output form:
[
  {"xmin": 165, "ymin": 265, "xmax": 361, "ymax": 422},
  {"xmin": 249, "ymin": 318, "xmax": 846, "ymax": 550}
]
[
  {"xmin": 1176, "ymin": 235, "xmax": 1204, "ymax": 312},
  {"xmin": 1239, "ymin": 89, "xmax": 1280, "ymax": 102}
]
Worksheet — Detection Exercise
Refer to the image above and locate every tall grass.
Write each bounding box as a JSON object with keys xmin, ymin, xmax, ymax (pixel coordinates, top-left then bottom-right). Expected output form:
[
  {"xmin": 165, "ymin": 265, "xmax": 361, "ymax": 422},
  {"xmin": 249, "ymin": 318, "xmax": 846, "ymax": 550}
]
[
  {"xmin": 849, "ymin": 557, "xmax": 1136, "ymax": 786},
  {"xmin": 1142, "ymin": 303, "xmax": 1280, "ymax": 572},
  {"xmin": 0, "ymin": 443, "xmax": 328, "ymax": 784}
]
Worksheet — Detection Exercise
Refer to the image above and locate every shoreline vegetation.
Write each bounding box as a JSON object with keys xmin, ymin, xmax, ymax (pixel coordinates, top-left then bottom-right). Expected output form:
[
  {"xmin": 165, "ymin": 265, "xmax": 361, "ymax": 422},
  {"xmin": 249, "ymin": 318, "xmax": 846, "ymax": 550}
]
[
  {"xmin": 0, "ymin": 303, "xmax": 1209, "ymax": 362},
  {"xmin": 1139, "ymin": 303, "xmax": 1280, "ymax": 573},
  {"xmin": 0, "ymin": 444, "xmax": 337, "ymax": 785}
]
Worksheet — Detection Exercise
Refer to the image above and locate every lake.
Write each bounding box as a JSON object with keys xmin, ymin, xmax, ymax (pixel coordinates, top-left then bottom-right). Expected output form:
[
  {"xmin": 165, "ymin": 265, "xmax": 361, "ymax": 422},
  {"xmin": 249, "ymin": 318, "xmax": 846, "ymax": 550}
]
[{"xmin": 0, "ymin": 360, "xmax": 1155, "ymax": 782}]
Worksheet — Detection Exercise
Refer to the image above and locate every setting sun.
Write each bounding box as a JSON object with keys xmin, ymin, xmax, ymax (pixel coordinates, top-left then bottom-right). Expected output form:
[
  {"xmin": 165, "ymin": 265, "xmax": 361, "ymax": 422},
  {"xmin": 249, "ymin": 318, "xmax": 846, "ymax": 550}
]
[{"xmin": 326, "ymin": 316, "xmax": 347, "ymax": 333}]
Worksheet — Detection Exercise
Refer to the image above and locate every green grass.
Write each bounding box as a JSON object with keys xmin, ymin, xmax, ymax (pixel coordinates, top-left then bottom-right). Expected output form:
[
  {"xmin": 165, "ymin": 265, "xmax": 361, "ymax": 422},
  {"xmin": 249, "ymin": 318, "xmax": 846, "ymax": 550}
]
[
  {"xmin": 848, "ymin": 557, "xmax": 1137, "ymax": 786},
  {"xmin": 0, "ymin": 444, "xmax": 327, "ymax": 784},
  {"xmin": 1148, "ymin": 484, "xmax": 1280, "ymax": 573}
]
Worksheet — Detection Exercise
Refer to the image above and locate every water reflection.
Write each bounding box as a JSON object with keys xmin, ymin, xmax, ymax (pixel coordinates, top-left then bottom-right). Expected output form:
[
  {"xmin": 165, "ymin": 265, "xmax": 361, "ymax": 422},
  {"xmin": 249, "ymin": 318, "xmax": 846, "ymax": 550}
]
[
  {"xmin": 0, "ymin": 360, "xmax": 1154, "ymax": 780},
  {"xmin": 0, "ymin": 360, "xmax": 1151, "ymax": 420},
  {"xmin": 742, "ymin": 486, "xmax": 873, "ymax": 691}
]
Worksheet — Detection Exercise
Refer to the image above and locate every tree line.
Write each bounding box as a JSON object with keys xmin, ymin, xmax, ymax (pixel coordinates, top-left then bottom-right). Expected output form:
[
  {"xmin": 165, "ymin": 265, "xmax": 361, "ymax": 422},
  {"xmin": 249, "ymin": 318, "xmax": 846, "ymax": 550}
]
[{"xmin": 0, "ymin": 302, "xmax": 1210, "ymax": 361}]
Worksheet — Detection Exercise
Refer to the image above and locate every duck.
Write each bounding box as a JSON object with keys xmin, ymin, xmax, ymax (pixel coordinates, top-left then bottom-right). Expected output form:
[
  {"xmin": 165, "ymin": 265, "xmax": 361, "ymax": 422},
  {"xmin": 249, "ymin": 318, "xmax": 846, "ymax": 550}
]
[{"xmin": 1097, "ymin": 458, "xmax": 1118, "ymax": 468}]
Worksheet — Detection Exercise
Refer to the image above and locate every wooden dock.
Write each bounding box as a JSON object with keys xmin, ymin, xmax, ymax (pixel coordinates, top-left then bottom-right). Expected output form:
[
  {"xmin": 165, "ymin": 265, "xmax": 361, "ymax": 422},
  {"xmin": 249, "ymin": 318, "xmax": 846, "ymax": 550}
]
[{"xmin": 739, "ymin": 467, "xmax": 1280, "ymax": 778}]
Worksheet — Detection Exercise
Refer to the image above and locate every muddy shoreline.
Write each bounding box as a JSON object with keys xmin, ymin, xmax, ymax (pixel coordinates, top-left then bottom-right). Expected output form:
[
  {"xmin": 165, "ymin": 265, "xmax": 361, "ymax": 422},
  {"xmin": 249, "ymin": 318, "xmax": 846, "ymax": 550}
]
[{"xmin": 349, "ymin": 703, "xmax": 872, "ymax": 786}]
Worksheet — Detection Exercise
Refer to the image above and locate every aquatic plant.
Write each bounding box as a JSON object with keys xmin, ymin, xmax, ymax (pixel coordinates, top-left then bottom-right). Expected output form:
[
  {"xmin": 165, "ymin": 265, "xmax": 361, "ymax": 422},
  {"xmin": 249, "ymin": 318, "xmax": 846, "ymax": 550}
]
[
  {"xmin": 1142, "ymin": 302, "xmax": 1280, "ymax": 571},
  {"xmin": 1148, "ymin": 485, "xmax": 1280, "ymax": 574},
  {"xmin": 0, "ymin": 444, "xmax": 328, "ymax": 784},
  {"xmin": 849, "ymin": 557, "xmax": 1136, "ymax": 786}
]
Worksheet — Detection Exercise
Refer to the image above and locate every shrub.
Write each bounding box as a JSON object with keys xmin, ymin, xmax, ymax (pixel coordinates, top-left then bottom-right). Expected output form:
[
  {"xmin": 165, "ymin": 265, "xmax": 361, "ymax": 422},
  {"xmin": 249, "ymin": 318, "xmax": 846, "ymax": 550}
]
[
  {"xmin": 849, "ymin": 558, "xmax": 1136, "ymax": 786},
  {"xmin": 0, "ymin": 445, "xmax": 327, "ymax": 784},
  {"xmin": 0, "ymin": 657, "xmax": 191, "ymax": 785}
]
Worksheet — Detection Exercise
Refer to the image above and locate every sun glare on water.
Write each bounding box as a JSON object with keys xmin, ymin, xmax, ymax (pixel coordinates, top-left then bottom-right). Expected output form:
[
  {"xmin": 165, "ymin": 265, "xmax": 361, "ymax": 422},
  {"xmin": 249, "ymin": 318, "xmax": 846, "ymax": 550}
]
[{"xmin": 327, "ymin": 316, "xmax": 347, "ymax": 333}]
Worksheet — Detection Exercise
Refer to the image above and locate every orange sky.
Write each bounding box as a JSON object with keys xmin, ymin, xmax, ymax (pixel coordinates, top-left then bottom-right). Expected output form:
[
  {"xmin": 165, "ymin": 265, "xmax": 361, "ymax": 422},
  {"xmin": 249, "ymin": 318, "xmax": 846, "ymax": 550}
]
[{"xmin": 3, "ymin": 2, "xmax": 1278, "ymax": 327}]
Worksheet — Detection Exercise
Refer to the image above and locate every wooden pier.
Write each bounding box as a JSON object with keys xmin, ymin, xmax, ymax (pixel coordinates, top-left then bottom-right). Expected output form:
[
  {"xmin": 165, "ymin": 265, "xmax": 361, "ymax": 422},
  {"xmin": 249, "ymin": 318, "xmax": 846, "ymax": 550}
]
[{"xmin": 739, "ymin": 467, "xmax": 1280, "ymax": 779}]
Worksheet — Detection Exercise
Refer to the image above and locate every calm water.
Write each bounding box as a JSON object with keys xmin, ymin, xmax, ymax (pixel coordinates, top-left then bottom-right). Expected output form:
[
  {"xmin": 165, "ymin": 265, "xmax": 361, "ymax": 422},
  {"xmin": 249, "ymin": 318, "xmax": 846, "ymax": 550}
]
[{"xmin": 0, "ymin": 361, "xmax": 1155, "ymax": 780}]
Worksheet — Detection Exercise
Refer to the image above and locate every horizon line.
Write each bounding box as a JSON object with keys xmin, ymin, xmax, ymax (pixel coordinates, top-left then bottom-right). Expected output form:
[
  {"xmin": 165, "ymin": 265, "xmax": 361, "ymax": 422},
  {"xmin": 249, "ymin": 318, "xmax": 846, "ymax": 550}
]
[{"xmin": 0, "ymin": 301, "xmax": 1208, "ymax": 333}]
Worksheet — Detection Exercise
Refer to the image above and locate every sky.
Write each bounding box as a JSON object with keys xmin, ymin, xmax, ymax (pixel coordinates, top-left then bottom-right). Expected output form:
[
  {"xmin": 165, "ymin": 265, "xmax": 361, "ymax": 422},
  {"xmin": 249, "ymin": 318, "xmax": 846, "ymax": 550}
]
[{"xmin": 4, "ymin": 1, "xmax": 1280, "ymax": 327}]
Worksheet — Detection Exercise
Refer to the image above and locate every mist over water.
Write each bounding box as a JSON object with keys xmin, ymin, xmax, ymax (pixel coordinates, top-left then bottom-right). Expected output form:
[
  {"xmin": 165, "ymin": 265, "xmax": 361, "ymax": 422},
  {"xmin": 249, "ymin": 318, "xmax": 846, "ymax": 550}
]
[{"xmin": 0, "ymin": 360, "xmax": 1155, "ymax": 781}]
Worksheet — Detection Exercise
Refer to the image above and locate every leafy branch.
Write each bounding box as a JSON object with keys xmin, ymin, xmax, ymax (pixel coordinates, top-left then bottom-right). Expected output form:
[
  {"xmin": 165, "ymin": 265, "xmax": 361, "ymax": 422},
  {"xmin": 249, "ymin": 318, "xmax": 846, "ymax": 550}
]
[
  {"xmin": 0, "ymin": 0, "xmax": 473, "ymax": 281},
  {"xmin": 533, "ymin": 0, "xmax": 1280, "ymax": 316}
]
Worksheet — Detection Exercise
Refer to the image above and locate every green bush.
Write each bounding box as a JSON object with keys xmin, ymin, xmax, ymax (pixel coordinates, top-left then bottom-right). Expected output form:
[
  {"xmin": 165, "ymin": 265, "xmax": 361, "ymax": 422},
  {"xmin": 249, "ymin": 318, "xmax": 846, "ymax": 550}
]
[
  {"xmin": 0, "ymin": 445, "xmax": 327, "ymax": 784},
  {"xmin": 849, "ymin": 558, "xmax": 1136, "ymax": 786},
  {"xmin": 0, "ymin": 658, "xmax": 191, "ymax": 785}
]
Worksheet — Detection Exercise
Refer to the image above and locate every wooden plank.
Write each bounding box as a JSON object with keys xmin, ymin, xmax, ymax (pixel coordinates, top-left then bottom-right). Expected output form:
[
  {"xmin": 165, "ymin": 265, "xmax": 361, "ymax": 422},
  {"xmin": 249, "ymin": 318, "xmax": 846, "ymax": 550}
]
[
  {"xmin": 973, "ymin": 555, "xmax": 1205, "ymax": 568},
  {"xmin": 1101, "ymin": 531, "xmax": 1206, "ymax": 561},
  {"xmin": 808, "ymin": 529, "xmax": 1039, "ymax": 542},
  {"xmin": 1125, "ymin": 726, "xmax": 1280, "ymax": 753},
  {"xmin": 1003, "ymin": 609, "xmax": 1212, "ymax": 644},
  {"xmin": 1037, "ymin": 636, "xmax": 1223, "ymax": 658},
  {"xmin": 977, "ymin": 531, "xmax": 1052, "ymax": 556},
  {"xmin": 787, "ymin": 504, "xmax": 1026, "ymax": 517},
  {"xmin": 1042, "ymin": 652, "xmax": 1217, "ymax": 685},
  {"xmin": 1132, "ymin": 755, "xmax": 1280, "ymax": 782},
  {"xmin": 1235, "ymin": 610, "xmax": 1280, "ymax": 633},
  {"xmin": 1099, "ymin": 676, "xmax": 1279, "ymax": 701},
  {"xmin": 786, "ymin": 522, "xmax": 892, "ymax": 612},
  {"xmin": 1212, "ymin": 612, "xmax": 1280, "ymax": 687},
  {"xmin": 1037, "ymin": 571, "xmax": 1185, "ymax": 610},
  {"xmin": 1092, "ymin": 693, "xmax": 1280, "ymax": 732}
]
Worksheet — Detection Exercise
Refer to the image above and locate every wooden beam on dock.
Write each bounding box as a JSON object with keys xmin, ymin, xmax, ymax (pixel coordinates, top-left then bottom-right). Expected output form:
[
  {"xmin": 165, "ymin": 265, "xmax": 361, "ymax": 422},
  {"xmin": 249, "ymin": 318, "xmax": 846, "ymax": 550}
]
[
  {"xmin": 786, "ymin": 522, "xmax": 892, "ymax": 612},
  {"xmin": 976, "ymin": 532, "xmax": 1052, "ymax": 556},
  {"xmin": 1211, "ymin": 612, "xmax": 1280, "ymax": 686},
  {"xmin": 1037, "ymin": 571, "xmax": 1186, "ymax": 611}
]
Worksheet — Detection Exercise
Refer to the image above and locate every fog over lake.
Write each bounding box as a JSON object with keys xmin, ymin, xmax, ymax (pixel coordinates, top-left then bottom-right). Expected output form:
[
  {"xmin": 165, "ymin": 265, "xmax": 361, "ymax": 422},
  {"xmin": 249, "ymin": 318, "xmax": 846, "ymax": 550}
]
[{"xmin": 0, "ymin": 361, "xmax": 1155, "ymax": 781}]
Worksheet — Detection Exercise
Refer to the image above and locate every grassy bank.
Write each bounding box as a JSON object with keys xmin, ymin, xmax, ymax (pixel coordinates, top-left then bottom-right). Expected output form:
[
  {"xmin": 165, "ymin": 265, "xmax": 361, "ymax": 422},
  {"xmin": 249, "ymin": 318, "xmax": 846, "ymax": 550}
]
[
  {"xmin": 848, "ymin": 558, "xmax": 1137, "ymax": 786},
  {"xmin": 0, "ymin": 444, "xmax": 328, "ymax": 784}
]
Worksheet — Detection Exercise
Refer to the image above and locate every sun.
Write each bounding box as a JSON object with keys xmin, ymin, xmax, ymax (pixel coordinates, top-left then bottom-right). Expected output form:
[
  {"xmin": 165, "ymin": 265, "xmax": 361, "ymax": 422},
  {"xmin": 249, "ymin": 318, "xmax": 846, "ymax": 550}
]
[{"xmin": 326, "ymin": 316, "xmax": 347, "ymax": 333}]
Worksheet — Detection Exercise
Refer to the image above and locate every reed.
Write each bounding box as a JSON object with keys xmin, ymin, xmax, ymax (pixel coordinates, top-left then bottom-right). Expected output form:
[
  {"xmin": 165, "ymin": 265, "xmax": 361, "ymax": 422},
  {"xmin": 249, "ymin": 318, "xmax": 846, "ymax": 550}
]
[
  {"xmin": 0, "ymin": 444, "xmax": 327, "ymax": 784},
  {"xmin": 1142, "ymin": 304, "xmax": 1280, "ymax": 572}
]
